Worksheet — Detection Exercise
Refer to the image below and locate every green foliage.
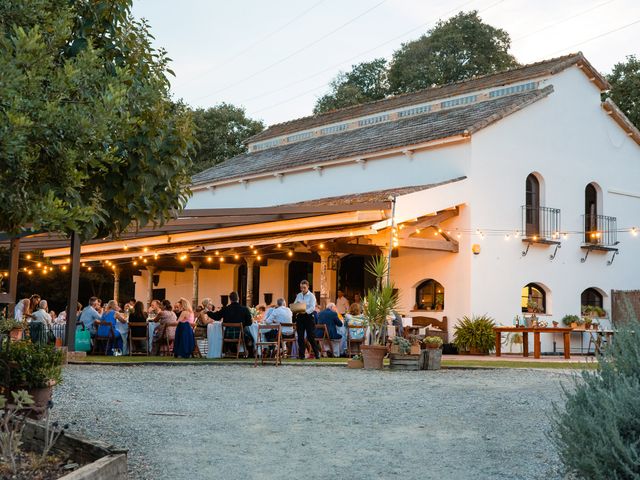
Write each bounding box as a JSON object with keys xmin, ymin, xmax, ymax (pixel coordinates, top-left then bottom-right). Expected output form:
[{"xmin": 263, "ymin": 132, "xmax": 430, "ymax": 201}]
[
  {"xmin": 364, "ymin": 256, "xmax": 399, "ymax": 345},
  {"xmin": 314, "ymin": 58, "xmax": 389, "ymax": 114},
  {"xmin": 388, "ymin": 11, "xmax": 518, "ymax": 94},
  {"xmin": 0, "ymin": 0, "xmax": 195, "ymax": 239},
  {"xmin": 0, "ymin": 318, "xmax": 23, "ymax": 334},
  {"xmin": 0, "ymin": 341, "xmax": 63, "ymax": 389},
  {"xmin": 607, "ymin": 55, "xmax": 640, "ymax": 129},
  {"xmin": 423, "ymin": 336, "xmax": 443, "ymax": 348},
  {"xmin": 392, "ymin": 336, "xmax": 411, "ymax": 354},
  {"xmin": 562, "ymin": 314, "xmax": 582, "ymax": 326},
  {"xmin": 453, "ymin": 315, "xmax": 495, "ymax": 353},
  {"xmin": 191, "ymin": 104, "xmax": 264, "ymax": 174},
  {"xmin": 0, "ymin": 390, "xmax": 34, "ymax": 474},
  {"xmin": 550, "ymin": 319, "xmax": 640, "ymax": 478}
]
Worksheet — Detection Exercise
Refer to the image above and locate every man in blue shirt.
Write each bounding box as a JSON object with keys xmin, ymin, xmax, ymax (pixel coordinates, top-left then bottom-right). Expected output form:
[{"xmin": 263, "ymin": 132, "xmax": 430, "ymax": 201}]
[
  {"xmin": 294, "ymin": 280, "xmax": 320, "ymax": 359},
  {"xmin": 79, "ymin": 297, "xmax": 102, "ymax": 336},
  {"xmin": 264, "ymin": 298, "xmax": 293, "ymax": 342}
]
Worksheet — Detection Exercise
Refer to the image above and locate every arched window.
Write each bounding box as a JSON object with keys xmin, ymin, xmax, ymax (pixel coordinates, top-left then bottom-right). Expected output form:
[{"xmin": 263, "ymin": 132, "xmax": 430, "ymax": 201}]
[
  {"xmin": 525, "ymin": 173, "xmax": 540, "ymax": 236},
  {"xmin": 521, "ymin": 283, "xmax": 546, "ymax": 313},
  {"xmin": 581, "ymin": 288, "xmax": 603, "ymax": 308},
  {"xmin": 585, "ymin": 183, "xmax": 598, "ymax": 243},
  {"xmin": 415, "ymin": 279, "xmax": 445, "ymax": 311}
]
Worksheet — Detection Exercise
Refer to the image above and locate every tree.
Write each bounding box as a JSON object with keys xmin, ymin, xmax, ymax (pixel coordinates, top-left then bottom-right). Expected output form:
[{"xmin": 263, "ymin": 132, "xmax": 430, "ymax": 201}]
[
  {"xmin": 607, "ymin": 55, "xmax": 640, "ymax": 129},
  {"xmin": 0, "ymin": 0, "xmax": 195, "ymax": 240},
  {"xmin": 388, "ymin": 11, "xmax": 519, "ymax": 94},
  {"xmin": 314, "ymin": 58, "xmax": 389, "ymax": 114},
  {"xmin": 191, "ymin": 104, "xmax": 264, "ymax": 174}
]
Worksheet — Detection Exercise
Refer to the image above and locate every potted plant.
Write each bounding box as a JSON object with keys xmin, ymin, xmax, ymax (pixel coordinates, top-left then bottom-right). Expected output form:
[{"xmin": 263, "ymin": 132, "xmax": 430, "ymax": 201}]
[
  {"xmin": 347, "ymin": 353, "xmax": 363, "ymax": 369},
  {"xmin": 423, "ymin": 336, "xmax": 443, "ymax": 349},
  {"xmin": 362, "ymin": 256, "xmax": 399, "ymax": 370},
  {"xmin": 390, "ymin": 336, "xmax": 411, "ymax": 354},
  {"xmin": 552, "ymin": 320, "xmax": 559, "ymax": 328},
  {"xmin": 408, "ymin": 334, "xmax": 422, "ymax": 354},
  {"xmin": 583, "ymin": 316, "xmax": 593, "ymax": 329},
  {"xmin": 562, "ymin": 314, "xmax": 581, "ymax": 329},
  {"xmin": 0, "ymin": 341, "xmax": 63, "ymax": 418},
  {"xmin": 594, "ymin": 306, "xmax": 606, "ymax": 318},
  {"xmin": 0, "ymin": 317, "xmax": 24, "ymax": 341},
  {"xmin": 526, "ymin": 299, "xmax": 539, "ymax": 313},
  {"xmin": 434, "ymin": 293, "xmax": 444, "ymax": 311},
  {"xmin": 453, "ymin": 315, "xmax": 495, "ymax": 355}
]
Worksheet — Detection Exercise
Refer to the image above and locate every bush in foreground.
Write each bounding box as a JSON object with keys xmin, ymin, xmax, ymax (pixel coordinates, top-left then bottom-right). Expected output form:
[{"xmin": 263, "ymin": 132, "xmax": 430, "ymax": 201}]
[{"xmin": 550, "ymin": 319, "xmax": 640, "ymax": 479}]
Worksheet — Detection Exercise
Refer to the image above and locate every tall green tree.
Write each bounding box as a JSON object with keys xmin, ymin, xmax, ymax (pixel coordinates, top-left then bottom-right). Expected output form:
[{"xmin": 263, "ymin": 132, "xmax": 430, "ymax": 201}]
[
  {"xmin": 314, "ymin": 58, "xmax": 389, "ymax": 114},
  {"xmin": 388, "ymin": 11, "xmax": 519, "ymax": 94},
  {"xmin": 0, "ymin": 0, "xmax": 195, "ymax": 240},
  {"xmin": 607, "ymin": 55, "xmax": 640, "ymax": 129},
  {"xmin": 191, "ymin": 104, "xmax": 264, "ymax": 174}
]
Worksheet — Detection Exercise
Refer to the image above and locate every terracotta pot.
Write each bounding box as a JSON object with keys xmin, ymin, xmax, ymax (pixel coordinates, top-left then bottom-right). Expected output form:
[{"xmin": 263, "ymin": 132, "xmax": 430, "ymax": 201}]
[
  {"xmin": 425, "ymin": 344, "xmax": 441, "ymax": 349},
  {"xmin": 468, "ymin": 347, "xmax": 488, "ymax": 355},
  {"xmin": 9, "ymin": 328, "xmax": 23, "ymax": 341},
  {"xmin": 552, "ymin": 322, "xmax": 559, "ymax": 328},
  {"xmin": 570, "ymin": 322, "xmax": 578, "ymax": 329},
  {"xmin": 361, "ymin": 345, "xmax": 387, "ymax": 370},
  {"xmin": 390, "ymin": 344, "xmax": 400, "ymax": 354},
  {"xmin": 347, "ymin": 359, "xmax": 364, "ymax": 369},
  {"xmin": 410, "ymin": 344, "xmax": 421, "ymax": 355},
  {"xmin": 27, "ymin": 384, "xmax": 54, "ymax": 419}
]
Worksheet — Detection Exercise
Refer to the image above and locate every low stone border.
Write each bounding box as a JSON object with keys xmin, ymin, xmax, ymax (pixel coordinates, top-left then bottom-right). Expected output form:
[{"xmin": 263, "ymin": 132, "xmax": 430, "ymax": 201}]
[{"xmin": 22, "ymin": 419, "xmax": 128, "ymax": 479}]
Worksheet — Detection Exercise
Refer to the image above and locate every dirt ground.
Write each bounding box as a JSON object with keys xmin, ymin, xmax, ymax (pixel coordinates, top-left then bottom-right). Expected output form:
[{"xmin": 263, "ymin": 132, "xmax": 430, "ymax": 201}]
[{"xmin": 51, "ymin": 365, "xmax": 571, "ymax": 480}]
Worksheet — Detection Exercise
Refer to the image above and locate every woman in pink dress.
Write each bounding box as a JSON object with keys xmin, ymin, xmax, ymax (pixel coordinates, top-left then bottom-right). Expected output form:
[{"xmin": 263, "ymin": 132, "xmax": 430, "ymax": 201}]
[{"xmin": 177, "ymin": 297, "xmax": 195, "ymax": 325}]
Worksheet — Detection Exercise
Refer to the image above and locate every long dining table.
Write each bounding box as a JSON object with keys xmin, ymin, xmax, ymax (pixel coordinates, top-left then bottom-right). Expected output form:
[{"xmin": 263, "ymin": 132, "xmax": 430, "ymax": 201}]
[{"xmin": 493, "ymin": 326, "xmax": 573, "ymax": 359}]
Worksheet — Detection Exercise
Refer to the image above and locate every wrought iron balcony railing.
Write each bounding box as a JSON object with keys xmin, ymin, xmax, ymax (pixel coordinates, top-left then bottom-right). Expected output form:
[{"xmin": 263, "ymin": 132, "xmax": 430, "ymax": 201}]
[
  {"xmin": 583, "ymin": 214, "xmax": 617, "ymax": 247},
  {"xmin": 521, "ymin": 206, "xmax": 561, "ymax": 241}
]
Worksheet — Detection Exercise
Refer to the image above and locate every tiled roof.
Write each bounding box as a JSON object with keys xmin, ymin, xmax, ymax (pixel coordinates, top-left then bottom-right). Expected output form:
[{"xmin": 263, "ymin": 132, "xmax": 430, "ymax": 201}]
[
  {"xmin": 247, "ymin": 52, "xmax": 607, "ymax": 144},
  {"xmin": 192, "ymin": 87, "xmax": 553, "ymax": 186}
]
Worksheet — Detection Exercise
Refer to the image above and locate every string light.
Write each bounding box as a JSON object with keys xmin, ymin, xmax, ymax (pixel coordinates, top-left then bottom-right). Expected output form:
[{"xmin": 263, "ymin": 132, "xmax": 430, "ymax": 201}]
[
  {"xmin": 123, "ymin": 245, "xmax": 128, "ymax": 251},
  {"xmin": 214, "ymin": 250, "xmax": 219, "ymax": 255},
  {"xmin": 133, "ymin": 261, "xmax": 138, "ymax": 266},
  {"xmin": 288, "ymin": 250, "xmax": 293, "ymax": 257},
  {"xmin": 234, "ymin": 254, "xmax": 240, "ymax": 260},
  {"xmin": 87, "ymin": 266, "xmax": 92, "ymax": 271},
  {"xmin": 62, "ymin": 266, "xmax": 67, "ymax": 271},
  {"xmin": 277, "ymin": 243, "xmax": 282, "ymax": 248},
  {"xmin": 505, "ymin": 234, "xmax": 511, "ymax": 240},
  {"xmin": 143, "ymin": 247, "xmax": 149, "ymax": 252},
  {"xmin": 36, "ymin": 262, "xmax": 42, "ymax": 267},
  {"xmin": 27, "ymin": 270, "xmax": 32, "ymax": 276},
  {"xmin": 632, "ymin": 227, "xmax": 638, "ymax": 236},
  {"xmin": 154, "ymin": 253, "xmax": 159, "ymax": 259},
  {"xmin": 207, "ymin": 256, "xmax": 213, "ymax": 262},
  {"xmin": 179, "ymin": 254, "xmax": 188, "ymax": 261},
  {"xmin": 562, "ymin": 233, "xmax": 568, "ymax": 240},
  {"xmin": 143, "ymin": 259, "xmax": 148, "ymax": 264},
  {"xmin": 81, "ymin": 262, "xmax": 85, "ymax": 267},
  {"xmin": 252, "ymin": 249, "xmax": 258, "ymax": 254},
  {"xmin": 219, "ymin": 256, "xmax": 225, "ymax": 262},
  {"xmin": 257, "ymin": 255, "xmax": 262, "ymax": 261},
  {"xmin": 26, "ymin": 254, "xmax": 32, "ymax": 260},
  {"xmin": 319, "ymin": 243, "xmax": 324, "ymax": 249}
]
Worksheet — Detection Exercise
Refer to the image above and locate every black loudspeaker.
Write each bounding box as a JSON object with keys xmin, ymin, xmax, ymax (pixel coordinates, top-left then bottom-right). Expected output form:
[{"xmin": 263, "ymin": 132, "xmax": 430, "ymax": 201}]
[
  {"xmin": 153, "ymin": 274, "xmax": 160, "ymax": 287},
  {"xmin": 263, "ymin": 293, "xmax": 273, "ymax": 305}
]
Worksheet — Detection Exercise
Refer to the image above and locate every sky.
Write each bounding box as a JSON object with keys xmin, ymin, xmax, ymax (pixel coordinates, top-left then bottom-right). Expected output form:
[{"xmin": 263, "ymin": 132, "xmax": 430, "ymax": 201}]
[{"xmin": 132, "ymin": 0, "xmax": 640, "ymax": 126}]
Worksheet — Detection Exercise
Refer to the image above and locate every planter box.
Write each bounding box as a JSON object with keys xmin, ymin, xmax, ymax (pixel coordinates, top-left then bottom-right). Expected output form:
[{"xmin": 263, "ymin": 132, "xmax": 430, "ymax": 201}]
[
  {"xmin": 346, "ymin": 359, "xmax": 363, "ymax": 369},
  {"xmin": 410, "ymin": 344, "xmax": 421, "ymax": 355},
  {"xmin": 424, "ymin": 348, "xmax": 442, "ymax": 370},
  {"xmin": 389, "ymin": 353, "xmax": 421, "ymax": 371},
  {"xmin": 21, "ymin": 419, "xmax": 128, "ymax": 479}
]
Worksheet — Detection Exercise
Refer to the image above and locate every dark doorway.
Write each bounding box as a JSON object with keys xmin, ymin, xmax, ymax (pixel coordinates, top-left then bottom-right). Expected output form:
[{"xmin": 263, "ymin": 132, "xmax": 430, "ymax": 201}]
[
  {"xmin": 237, "ymin": 264, "xmax": 260, "ymax": 306},
  {"xmin": 337, "ymin": 255, "xmax": 376, "ymax": 304},
  {"xmin": 287, "ymin": 261, "xmax": 313, "ymax": 304}
]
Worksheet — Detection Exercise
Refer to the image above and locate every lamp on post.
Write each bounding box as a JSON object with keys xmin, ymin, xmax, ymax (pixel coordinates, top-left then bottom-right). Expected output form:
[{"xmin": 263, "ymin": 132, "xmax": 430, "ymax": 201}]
[{"xmin": 328, "ymin": 252, "xmax": 339, "ymax": 271}]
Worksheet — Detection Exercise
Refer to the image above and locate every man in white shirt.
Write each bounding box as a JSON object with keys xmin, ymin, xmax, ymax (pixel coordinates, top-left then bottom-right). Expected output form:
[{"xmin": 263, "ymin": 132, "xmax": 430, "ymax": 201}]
[
  {"xmin": 31, "ymin": 300, "xmax": 52, "ymax": 325},
  {"xmin": 294, "ymin": 280, "xmax": 320, "ymax": 359},
  {"xmin": 335, "ymin": 290, "xmax": 350, "ymax": 315},
  {"xmin": 264, "ymin": 298, "xmax": 294, "ymax": 341}
]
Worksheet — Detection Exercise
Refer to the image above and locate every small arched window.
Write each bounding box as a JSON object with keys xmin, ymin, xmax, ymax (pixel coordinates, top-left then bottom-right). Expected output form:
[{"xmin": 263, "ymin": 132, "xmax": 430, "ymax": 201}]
[
  {"xmin": 415, "ymin": 279, "xmax": 445, "ymax": 311},
  {"xmin": 525, "ymin": 173, "xmax": 541, "ymax": 236},
  {"xmin": 521, "ymin": 283, "xmax": 546, "ymax": 313},
  {"xmin": 581, "ymin": 288, "xmax": 603, "ymax": 308},
  {"xmin": 585, "ymin": 183, "xmax": 598, "ymax": 243}
]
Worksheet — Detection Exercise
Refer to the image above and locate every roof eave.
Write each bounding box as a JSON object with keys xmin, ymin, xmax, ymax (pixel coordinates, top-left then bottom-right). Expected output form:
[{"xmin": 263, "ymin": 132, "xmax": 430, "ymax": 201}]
[{"xmin": 602, "ymin": 98, "xmax": 640, "ymax": 146}]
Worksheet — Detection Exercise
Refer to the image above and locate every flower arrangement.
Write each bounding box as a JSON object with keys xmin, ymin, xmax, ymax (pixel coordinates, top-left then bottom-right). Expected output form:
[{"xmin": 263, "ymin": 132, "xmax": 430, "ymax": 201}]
[
  {"xmin": 423, "ymin": 336, "xmax": 443, "ymax": 349},
  {"xmin": 248, "ymin": 307, "xmax": 258, "ymax": 320}
]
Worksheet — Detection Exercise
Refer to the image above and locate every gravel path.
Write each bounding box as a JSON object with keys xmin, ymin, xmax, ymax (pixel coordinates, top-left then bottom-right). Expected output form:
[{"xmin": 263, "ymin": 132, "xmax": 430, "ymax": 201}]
[{"xmin": 52, "ymin": 365, "xmax": 572, "ymax": 480}]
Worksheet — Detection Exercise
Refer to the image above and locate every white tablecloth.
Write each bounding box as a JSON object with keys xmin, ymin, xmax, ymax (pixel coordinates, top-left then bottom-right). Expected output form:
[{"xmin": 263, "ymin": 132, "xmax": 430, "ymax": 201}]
[{"xmin": 206, "ymin": 322, "xmax": 223, "ymax": 358}]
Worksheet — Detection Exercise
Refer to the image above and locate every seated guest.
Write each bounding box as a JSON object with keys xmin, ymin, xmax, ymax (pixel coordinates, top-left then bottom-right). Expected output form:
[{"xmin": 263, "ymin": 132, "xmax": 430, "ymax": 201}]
[
  {"xmin": 255, "ymin": 305, "xmax": 267, "ymax": 323},
  {"xmin": 147, "ymin": 299, "xmax": 162, "ymax": 320},
  {"xmin": 98, "ymin": 300, "xmax": 126, "ymax": 355},
  {"xmin": 128, "ymin": 301, "xmax": 148, "ymax": 352},
  {"xmin": 206, "ymin": 291, "xmax": 253, "ymax": 354},
  {"xmin": 152, "ymin": 300, "xmax": 177, "ymax": 355},
  {"xmin": 344, "ymin": 303, "xmax": 366, "ymax": 340},
  {"xmin": 263, "ymin": 298, "xmax": 294, "ymax": 342},
  {"xmin": 176, "ymin": 297, "xmax": 195, "ymax": 324},
  {"xmin": 317, "ymin": 303, "xmax": 343, "ymax": 340},
  {"xmin": 31, "ymin": 300, "xmax": 52, "ymax": 326},
  {"xmin": 79, "ymin": 297, "xmax": 102, "ymax": 335}
]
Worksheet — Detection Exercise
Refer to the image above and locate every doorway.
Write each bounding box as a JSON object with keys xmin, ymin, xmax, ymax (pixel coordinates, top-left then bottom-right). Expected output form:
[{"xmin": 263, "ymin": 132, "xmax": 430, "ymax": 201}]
[
  {"xmin": 287, "ymin": 261, "xmax": 313, "ymax": 304},
  {"xmin": 237, "ymin": 264, "xmax": 260, "ymax": 306},
  {"xmin": 337, "ymin": 255, "xmax": 376, "ymax": 304}
]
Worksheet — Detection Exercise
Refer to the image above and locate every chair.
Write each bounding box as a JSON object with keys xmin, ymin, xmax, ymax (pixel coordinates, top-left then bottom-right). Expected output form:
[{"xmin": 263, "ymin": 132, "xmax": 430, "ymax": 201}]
[
  {"xmin": 409, "ymin": 316, "xmax": 449, "ymax": 344},
  {"xmin": 313, "ymin": 324, "xmax": 331, "ymax": 357},
  {"xmin": 191, "ymin": 322, "xmax": 204, "ymax": 358},
  {"xmin": 347, "ymin": 323, "xmax": 366, "ymax": 356},
  {"xmin": 160, "ymin": 321, "xmax": 179, "ymax": 356},
  {"xmin": 93, "ymin": 321, "xmax": 115, "ymax": 355},
  {"xmin": 279, "ymin": 323, "xmax": 296, "ymax": 358},
  {"xmin": 128, "ymin": 322, "xmax": 149, "ymax": 356},
  {"xmin": 222, "ymin": 323, "xmax": 247, "ymax": 358},
  {"xmin": 254, "ymin": 324, "xmax": 282, "ymax": 366}
]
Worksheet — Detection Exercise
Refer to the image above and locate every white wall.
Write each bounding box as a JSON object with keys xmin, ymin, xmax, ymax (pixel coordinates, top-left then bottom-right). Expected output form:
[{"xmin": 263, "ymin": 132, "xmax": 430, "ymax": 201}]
[
  {"xmin": 258, "ymin": 259, "xmax": 286, "ymax": 306},
  {"xmin": 187, "ymin": 142, "xmax": 471, "ymax": 208},
  {"xmin": 470, "ymin": 67, "xmax": 640, "ymax": 352}
]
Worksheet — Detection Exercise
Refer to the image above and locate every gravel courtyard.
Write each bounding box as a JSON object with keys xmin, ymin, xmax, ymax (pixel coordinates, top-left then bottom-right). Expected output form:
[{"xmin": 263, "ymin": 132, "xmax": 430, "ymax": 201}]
[{"xmin": 52, "ymin": 365, "xmax": 573, "ymax": 480}]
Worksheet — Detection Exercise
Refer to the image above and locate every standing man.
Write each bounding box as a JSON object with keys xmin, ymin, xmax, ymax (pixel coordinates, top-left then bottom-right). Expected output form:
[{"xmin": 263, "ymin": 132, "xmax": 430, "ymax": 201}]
[
  {"xmin": 294, "ymin": 280, "xmax": 320, "ymax": 360},
  {"xmin": 335, "ymin": 290, "xmax": 350, "ymax": 315}
]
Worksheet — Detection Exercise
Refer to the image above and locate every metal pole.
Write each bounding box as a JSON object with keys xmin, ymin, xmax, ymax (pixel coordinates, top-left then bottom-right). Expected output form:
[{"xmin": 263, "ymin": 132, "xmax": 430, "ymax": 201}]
[
  {"xmin": 386, "ymin": 195, "xmax": 396, "ymax": 286},
  {"xmin": 6, "ymin": 237, "xmax": 20, "ymax": 311},
  {"xmin": 65, "ymin": 231, "xmax": 81, "ymax": 351}
]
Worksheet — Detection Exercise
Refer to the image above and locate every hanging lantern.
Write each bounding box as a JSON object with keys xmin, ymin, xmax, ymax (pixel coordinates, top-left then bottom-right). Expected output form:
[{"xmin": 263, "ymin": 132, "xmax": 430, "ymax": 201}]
[{"xmin": 328, "ymin": 253, "xmax": 339, "ymax": 271}]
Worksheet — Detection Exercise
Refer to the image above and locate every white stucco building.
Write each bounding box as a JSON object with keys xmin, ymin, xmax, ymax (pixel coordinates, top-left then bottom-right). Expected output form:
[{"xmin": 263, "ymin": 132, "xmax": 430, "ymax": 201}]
[{"xmin": 40, "ymin": 53, "xmax": 640, "ymax": 354}]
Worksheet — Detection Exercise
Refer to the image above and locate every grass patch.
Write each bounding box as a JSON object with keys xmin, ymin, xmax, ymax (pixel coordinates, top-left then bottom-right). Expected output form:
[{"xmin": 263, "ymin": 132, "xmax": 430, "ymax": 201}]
[{"xmin": 442, "ymin": 359, "xmax": 598, "ymax": 370}]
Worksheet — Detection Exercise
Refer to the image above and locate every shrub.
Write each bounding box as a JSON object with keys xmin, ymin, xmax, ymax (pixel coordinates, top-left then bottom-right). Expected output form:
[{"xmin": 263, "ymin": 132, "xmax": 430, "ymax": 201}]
[
  {"xmin": 550, "ymin": 319, "xmax": 640, "ymax": 478},
  {"xmin": 392, "ymin": 336, "xmax": 411, "ymax": 354},
  {"xmin": 453, "ymin": 315, "xmax": 495, "ymax": 353},
  {"xmin": 423, "ymin": 336, "xmax": 443, "ymax": 348},
  {"xmin": 562, "ymin": 314, "xmax": 581, "ymax": 326},
  {"xmin": 0, "ymin": 341, "xmax": 63, "ymax": 389}
]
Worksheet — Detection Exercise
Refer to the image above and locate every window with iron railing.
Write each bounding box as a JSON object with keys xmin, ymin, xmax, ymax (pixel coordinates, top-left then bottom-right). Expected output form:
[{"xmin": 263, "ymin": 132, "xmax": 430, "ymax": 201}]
[
  {"xmin": 521, "ymin": 206, "xmax": 561, "ymax": 240},
  {"xmin": 583, "ymin": 214, "xmax": 617, "ymax": 246}
]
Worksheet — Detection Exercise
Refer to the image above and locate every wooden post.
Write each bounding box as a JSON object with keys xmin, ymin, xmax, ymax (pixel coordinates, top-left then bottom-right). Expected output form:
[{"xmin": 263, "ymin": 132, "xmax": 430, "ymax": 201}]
[
  {"xmin": 146, "ymin": 266, "xmax": 156, "ymax": 308},
  {"xmin": 65, "ymin": 232, "xmax": 81, "ymax": 351},
  {"xmin": 245, "ymin": 258, "xmax": 254, "ymax": 307},
  {"xmin": 191, "ymin": 261, "xmax": 201, "ymax": 308},
  {"xmin": 319, "ymin": 250, "xmax": 330, "ymax": 308},
  {"xmin": 2, "ymin": 237, "xmax": 21, "ymax": 310},
  {"xmin": 112, "ymin": 267, "xmax": 120, "ymax": 304}
]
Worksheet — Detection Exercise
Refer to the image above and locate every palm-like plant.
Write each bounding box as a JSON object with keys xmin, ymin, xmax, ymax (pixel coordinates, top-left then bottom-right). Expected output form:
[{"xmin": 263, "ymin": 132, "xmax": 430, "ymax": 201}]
[
  {"xmin": 453, "ymin": 315, "xmax": 496, "ymax": 353},
  {"xmin": 364, "ymin": 256, "xmax": 399, "ymax": 345}
]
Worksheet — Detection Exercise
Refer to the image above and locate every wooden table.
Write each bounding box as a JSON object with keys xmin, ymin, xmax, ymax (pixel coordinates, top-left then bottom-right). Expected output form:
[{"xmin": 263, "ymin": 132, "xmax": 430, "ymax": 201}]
[{"xmin": 493, "ymin": 326, "xmax": 573, "ymax": 359}]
